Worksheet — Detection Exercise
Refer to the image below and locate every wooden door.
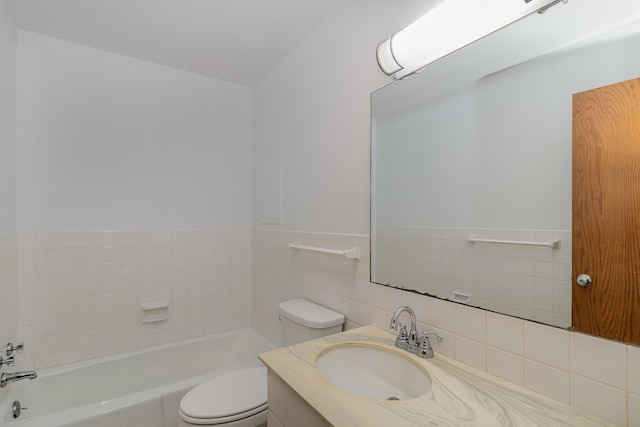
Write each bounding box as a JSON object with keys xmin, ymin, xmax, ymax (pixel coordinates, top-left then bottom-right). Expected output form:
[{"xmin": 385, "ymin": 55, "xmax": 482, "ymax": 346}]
[{"xmin": 573, "ymin": 77, "xmax": 640, "ymax": 344}]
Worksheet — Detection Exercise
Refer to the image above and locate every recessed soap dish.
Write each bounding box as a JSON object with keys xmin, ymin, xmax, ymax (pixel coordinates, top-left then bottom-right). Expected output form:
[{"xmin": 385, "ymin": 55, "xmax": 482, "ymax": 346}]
[{"xmin": 142, "ymin": 301, "xmax": 169, "ymax": 323}]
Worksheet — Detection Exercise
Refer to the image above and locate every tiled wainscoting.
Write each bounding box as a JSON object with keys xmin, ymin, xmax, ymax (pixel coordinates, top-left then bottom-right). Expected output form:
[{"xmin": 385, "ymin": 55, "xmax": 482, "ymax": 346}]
[
  {"xmin": 252, "ymin": 228, "xmax": 639, "ymax": 427},
  {"xmin": 15, "ymin": 228, "xmax": 252, "ymax": 370},
  {"xmin": 251, "ymin": 229, "xmax": 370, "ymax": 345},
  {"xmin": 374, "ymin": 226, "xmax": 572, "ymax": 328}
]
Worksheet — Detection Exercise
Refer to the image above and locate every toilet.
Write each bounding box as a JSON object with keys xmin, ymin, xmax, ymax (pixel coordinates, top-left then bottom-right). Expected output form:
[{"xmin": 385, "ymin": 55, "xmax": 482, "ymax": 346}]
[{"xmin": 178, "ymin": 299, "xmax": 345, "ymax": 427}]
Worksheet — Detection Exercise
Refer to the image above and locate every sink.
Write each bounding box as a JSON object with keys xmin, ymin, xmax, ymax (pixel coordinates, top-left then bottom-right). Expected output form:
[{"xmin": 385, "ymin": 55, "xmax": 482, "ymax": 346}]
[{"xmin": 315, "ymin": 344, "xmax": 431, "ymax": 400}]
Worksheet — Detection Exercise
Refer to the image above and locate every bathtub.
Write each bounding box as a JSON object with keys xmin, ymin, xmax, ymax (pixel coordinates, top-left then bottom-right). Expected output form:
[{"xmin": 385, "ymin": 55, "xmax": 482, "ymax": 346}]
[{"xmin": 0, "ymin": 328, "xmax": 274, "ymax": 427}]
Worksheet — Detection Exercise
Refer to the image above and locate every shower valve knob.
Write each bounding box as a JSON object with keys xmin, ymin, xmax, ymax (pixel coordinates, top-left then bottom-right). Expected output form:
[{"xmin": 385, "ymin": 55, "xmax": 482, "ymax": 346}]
[
  {"xmin": 5, "ymin": 342, "xmax": 24, "ymax": 357},
  {"xmin": 0, "ymin": 356, "xmax": 14, "ymax": 367}
]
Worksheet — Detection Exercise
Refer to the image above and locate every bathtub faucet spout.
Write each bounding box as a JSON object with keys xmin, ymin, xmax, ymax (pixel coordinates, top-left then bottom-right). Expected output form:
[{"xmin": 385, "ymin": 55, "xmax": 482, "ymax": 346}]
[{"xmin": 0, "ymin": 371, "xmax": 38, "ymax": 388}]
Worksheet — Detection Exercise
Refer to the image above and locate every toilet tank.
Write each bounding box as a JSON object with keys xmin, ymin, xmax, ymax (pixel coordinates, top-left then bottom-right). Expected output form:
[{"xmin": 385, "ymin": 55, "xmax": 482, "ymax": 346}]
[{"xmin": 278, "ymin": 299, "xmax": 345, "ymax": 347}]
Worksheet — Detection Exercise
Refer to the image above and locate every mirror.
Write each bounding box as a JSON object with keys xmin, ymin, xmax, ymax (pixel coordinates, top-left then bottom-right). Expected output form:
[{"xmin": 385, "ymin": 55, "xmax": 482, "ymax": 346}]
[{"xmin": 371, "ymin": 5, "xmax": 640, "ymax": 338}]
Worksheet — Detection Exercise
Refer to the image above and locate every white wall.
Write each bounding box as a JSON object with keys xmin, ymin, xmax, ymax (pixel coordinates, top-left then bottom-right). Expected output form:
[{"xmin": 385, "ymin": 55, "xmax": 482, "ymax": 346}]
[
  {"xmin": 12, "ymin": 30, "xmax": 255, "ymax": 367},
  {"xmin": 251, "ymin": 2, "xmax": 640, "ymax": 425},
  {"xmin": 0, "ymin": 0, "xmax": 16, "ymax": 233},
  {"xmin": 0, "ymin": 1, "xmax": 18, "ymax": 399},
  {"xmin": 252, "ymin": 0, "xmax": 437, "ymax": 234},
  {"xmin": 17, "ymin": 31, "xmax": 253, "ymax": 231}
]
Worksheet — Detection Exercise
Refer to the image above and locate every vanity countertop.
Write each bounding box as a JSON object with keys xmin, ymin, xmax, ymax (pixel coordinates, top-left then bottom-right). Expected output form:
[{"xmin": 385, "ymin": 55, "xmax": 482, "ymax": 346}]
[{"xmin": 259, "ymin": 325, "xmax": 617, "ymax": 427}]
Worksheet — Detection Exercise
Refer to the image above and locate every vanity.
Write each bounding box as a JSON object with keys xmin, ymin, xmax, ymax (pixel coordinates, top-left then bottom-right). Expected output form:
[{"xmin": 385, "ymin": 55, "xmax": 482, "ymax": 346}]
[{"xmin": 259, "ymin": 325, "xmax": 616, "ymax": 426}]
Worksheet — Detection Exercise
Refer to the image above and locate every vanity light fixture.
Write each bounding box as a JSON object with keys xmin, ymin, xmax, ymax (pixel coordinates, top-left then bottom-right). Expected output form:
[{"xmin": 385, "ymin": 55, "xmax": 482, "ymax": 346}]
[{"xmin": 376, "ymin": 0, "xmax": 568, "ymax": 79}]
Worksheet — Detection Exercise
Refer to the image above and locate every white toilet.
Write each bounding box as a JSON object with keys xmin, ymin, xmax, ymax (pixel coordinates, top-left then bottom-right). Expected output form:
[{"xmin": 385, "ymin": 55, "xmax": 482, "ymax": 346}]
[{"xmin": 178, "ymin": 299, "xmax": 345, "ymax": 427}]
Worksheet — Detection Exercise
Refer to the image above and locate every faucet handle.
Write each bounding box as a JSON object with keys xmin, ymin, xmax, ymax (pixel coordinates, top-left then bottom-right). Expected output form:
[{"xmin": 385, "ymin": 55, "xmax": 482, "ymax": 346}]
[
  {"xmin": 0, "ymin": 356, "xmax": 15, "ymax": 367},
  {"xmin": 5, "ymin": 343, "xmax": 24, "ymax": 357},
  {"xmin": 422, "ymin": 331, "xmax": 443, "ymax": 343},
  {"xmin": 389, "ymin": 317, "xmax": 398, "ymax": 331},
  {"xmin": 395, "ymin": 323, "xmax": 410, "ymax": 349},
  {"xmin": 412, "ymin": 331, "xmax": 443, "ymax": 359}
]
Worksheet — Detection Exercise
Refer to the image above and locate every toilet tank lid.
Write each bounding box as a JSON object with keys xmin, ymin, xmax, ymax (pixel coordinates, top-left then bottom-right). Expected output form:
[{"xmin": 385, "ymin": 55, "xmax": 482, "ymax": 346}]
[{"xmin": 278, "ymin": 299, "xmax": 345, "ymax": 329}]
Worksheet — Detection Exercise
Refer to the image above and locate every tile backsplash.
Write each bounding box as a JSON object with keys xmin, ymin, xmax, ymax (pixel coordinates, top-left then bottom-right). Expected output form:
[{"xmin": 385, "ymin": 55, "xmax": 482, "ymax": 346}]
[
  {"xmin": 15, "ymin": 228, "xmax": 252, "ymax": 370},
  {"xmin": 252, "ymin": 228, "xmax": 639, "ymax": 427}
]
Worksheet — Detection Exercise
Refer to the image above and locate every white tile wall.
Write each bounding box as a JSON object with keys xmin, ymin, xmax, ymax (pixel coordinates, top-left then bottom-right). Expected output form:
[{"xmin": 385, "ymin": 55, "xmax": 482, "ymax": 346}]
[
  {"xmin": 455, "ymin": 335, "xmax": 486, "ymax": 370},
  {"xmin": 487, "ymin": 346, "xmax": 523, "ymax": 385},
  {"xmin": 630, "ymin": 345, "xmax": 640, "ymax": 394},
  {"xmin": 525, "ymin": 359, "xmax": 571, "ymax": 403},
  {"xmin": 15, "ymin": 228, "xmax": 251, "ymax": 369},
  {"xmin": 252, "ymin": 229, "xmax": 370, "ymax": 345},
  {"xmin": 486, "ymin": 311, "xmax": 523, "ymax": 355},
  {"xmin": 571, "ymin": 332, "xmax": 627, "ymax": 389},
  {"xmin": 524, "ymin": 321, "xmax": 570, "ymax": 371},
  {"xmin": 374, "ymin": 226, "xmax": 572, "ymax": 328},
  {"xmin": 629, "ymin": 393, "xmax": 640, "ymax": 427},
  {"xmin": 571, "ymin": 374, "xmax": 627, "ymax": 426},
  {"xmin": 455, "ymin": 304, "xmax": 486, "ymax": 341},
  {"xmin": 253, "ymin": 228, "xmax": 640, "ymax": 427}
]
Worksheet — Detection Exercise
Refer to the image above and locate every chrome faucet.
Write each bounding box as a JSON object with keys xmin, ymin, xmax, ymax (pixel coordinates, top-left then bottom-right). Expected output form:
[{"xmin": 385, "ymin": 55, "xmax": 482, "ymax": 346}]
[
  {"xmin": 0, "ymin": 371, "xmax": 38, "ymax": 388},
  {"xmin": 389, "ymin": 306, "xmax": 419, "ymax": 349},
  {"xmin": 389, "ymin": 305, "xmax": 442, "ymax": 358}
]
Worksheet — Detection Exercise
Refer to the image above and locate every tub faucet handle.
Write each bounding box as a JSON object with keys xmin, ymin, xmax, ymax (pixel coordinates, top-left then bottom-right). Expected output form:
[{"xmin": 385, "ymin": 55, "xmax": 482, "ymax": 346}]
[
  {"xmin": 5, "ymin": 342, "xmax": 24, "ymax": 357},
  {"xmin": 0, "ymin": 356, "xmax": 14, "ymax": 367}
]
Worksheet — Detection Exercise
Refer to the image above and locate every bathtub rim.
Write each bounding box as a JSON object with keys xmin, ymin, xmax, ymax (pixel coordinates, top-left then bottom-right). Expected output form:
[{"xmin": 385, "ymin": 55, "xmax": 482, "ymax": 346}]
[{"xmin": 22, "ymin": 327, "xmax": 274, "ymax": 379}]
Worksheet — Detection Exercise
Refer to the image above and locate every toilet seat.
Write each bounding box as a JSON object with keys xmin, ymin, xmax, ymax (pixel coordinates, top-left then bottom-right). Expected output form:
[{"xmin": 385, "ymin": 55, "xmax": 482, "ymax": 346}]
[{"xmin": 179, "ymin": 366, "xmax": 267, "ymax": 425}]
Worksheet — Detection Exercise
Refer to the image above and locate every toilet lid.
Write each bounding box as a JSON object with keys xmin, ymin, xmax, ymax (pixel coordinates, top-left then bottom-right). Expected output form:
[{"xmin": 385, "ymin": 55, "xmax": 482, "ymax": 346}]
[{"xmin": 180, "ymin": 366, "xmax": 267, "ymax": 422}]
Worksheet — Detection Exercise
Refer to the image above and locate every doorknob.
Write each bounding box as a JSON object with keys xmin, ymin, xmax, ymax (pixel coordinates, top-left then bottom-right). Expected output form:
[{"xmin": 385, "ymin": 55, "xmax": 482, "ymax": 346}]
[{"xmin": 576, "ymin": 274, "xmax": 593, "ymax": 287}]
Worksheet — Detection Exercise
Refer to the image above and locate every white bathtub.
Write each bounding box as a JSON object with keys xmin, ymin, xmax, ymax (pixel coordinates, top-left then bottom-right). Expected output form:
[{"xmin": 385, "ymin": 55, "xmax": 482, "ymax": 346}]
[{"xmin": 0, "ymin": 328, "xmax": 274, "ymax": 427}]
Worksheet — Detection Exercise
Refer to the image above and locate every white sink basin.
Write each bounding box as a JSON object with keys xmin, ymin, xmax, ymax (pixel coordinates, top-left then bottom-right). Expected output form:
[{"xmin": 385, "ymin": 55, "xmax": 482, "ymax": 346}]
[{"xmin": 315, "ymin": 345, "xmax": 431, "ymax": 400}]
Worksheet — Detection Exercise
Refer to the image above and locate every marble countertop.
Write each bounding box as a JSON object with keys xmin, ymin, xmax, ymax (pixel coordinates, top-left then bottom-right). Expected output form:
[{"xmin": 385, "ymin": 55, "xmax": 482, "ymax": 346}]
[{"xmin": 259, "ymin": 325, "xmax": 617, "ymax": 427}]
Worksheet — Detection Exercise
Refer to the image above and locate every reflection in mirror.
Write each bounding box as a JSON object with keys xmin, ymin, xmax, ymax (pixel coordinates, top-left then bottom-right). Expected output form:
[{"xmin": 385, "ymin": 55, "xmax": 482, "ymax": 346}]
[{"xmin": 371, "ymin": 12, "xmax": 640, "ymax": 334}]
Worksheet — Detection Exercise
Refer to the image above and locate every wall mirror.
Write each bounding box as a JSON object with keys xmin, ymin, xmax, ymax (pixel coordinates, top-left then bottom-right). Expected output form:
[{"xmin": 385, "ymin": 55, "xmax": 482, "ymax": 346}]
[{"xmin": 371, "ymin": 4, "xmax": 640, "ymax": 343}]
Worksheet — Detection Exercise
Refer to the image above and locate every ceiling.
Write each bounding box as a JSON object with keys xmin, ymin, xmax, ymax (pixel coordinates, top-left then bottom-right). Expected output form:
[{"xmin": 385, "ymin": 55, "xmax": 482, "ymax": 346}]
[{"xmin": 7, "ymin": 0, "xmax": 340, "ymax": 86}]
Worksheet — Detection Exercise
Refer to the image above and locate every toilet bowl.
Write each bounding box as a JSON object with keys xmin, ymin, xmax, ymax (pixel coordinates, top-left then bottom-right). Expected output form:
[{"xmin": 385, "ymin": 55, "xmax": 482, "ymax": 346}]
[
  {"xmin": 178, "ymin": 366, "xmax": 267, "ymax": 427},
  {"xmin": 178, "ymin": 299, "xmax": 344, "ymax": 427}
]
